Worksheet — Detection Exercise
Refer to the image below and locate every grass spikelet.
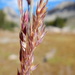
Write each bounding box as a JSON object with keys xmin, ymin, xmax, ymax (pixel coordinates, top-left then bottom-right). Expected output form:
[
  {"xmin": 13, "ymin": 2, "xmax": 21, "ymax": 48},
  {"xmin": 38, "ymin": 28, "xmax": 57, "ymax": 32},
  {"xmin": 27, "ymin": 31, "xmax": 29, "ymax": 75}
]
[{"xmin": 17, "ymin": 0, "xmax": 48, "ymax": 75}]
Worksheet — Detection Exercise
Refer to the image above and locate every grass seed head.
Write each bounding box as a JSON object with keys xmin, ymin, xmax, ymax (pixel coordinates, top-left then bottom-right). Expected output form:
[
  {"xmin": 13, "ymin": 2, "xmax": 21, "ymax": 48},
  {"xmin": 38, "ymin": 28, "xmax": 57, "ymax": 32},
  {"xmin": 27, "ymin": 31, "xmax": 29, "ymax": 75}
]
[{"xmin": 18, "ymin": 0, "xmax": 48, "ymax": 75}]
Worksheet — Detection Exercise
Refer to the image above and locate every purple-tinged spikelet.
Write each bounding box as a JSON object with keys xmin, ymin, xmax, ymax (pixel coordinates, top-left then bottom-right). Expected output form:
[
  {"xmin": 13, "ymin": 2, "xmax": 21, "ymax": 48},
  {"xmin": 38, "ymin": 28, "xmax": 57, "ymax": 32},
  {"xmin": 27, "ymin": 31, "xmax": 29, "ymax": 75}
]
[{"xmin": 17, "ymin": 0, "xmax": 48, "ymax": 75}]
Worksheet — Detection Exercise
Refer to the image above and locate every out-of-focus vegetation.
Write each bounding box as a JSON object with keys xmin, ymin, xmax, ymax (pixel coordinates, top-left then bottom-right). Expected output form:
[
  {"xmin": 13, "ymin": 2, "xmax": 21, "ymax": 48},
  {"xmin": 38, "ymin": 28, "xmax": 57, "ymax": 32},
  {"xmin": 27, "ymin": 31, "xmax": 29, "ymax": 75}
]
[
  {"xmin": 0, "ymin": 31, "xmax": 75, "ymax": 75},
  {"xmin": 45, "ymin": 17, "xmax": 67, "ymax": 28},
  {"xmin": 0, "ymin": 10, "xmax": 17, "ymax": 30}
]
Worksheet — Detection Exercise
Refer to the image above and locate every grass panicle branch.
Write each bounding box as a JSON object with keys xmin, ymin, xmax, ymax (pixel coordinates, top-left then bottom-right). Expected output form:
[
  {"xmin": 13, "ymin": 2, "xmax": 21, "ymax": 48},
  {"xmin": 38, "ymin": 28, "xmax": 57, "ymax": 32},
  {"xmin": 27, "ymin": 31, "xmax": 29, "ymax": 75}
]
[{"xmin": 17, "ymin": 0, "xmax": 48, "ymax": 75}]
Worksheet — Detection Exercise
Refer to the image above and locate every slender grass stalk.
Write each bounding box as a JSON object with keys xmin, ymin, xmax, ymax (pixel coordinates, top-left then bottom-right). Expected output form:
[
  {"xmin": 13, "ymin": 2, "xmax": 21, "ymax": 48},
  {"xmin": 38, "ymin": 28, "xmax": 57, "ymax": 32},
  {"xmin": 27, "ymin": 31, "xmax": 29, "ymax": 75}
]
[
  {"xmin": 30, "ymin": 0, "xmax": 33, "ymax": 33},
  {"xmin": 17, "ymin": 0, "xmax": 48, "ymax": 75}
]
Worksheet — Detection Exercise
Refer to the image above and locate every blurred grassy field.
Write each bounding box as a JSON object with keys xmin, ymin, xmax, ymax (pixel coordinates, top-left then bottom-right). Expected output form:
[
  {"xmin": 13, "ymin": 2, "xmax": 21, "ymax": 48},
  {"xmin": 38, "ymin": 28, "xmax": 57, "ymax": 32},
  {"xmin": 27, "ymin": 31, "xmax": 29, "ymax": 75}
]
[{"xmin": 0, "ymin": 31, "xmax": 75, "ymax": 75}]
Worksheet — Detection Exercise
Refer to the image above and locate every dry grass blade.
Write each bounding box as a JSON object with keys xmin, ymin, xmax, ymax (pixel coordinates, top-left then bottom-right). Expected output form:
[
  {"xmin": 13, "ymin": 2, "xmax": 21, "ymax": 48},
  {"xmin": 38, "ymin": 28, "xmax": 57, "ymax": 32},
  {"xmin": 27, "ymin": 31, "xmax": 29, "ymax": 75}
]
[{"xmin": 18, "ymin": 0, "xmax": 23, "ymax": 15}]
